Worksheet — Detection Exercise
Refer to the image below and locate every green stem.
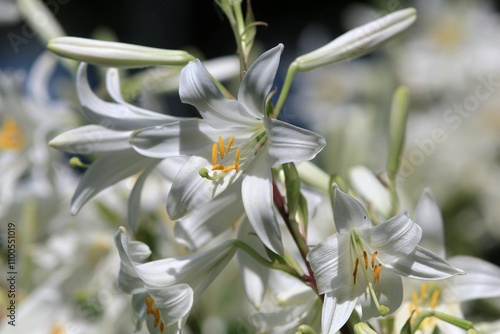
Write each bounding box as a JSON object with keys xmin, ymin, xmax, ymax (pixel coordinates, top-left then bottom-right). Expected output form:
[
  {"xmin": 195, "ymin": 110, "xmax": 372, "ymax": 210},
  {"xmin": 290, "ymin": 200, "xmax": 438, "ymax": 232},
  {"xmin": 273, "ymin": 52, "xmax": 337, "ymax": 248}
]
[
  {"xmin": 410, "ymin": 310, "xmax": 476, "ymax": 333},
  {"xmin": 233, "ymin": 240, "xmax": 303, "ymax": 280},
  {"xmin": 273, "ymin": 62, "xmax": 298, "ymax": 118},
  {"xmin": 388, "ymin": 180, "xmax": 399, "ymax": 217}
]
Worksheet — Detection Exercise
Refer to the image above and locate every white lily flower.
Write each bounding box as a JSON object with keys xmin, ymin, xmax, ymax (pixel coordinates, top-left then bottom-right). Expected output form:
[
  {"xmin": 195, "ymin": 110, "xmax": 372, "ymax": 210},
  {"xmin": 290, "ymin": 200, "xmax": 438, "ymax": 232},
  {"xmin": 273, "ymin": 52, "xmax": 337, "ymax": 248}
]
[
  {"xmin": 393, "ymin": 189, "xmax": 500, "ymax": 334},
  {"xmin": 114, "ymin": 227, "xmax": 237, "ymax": 333},
  {"xmin": 131, "ymin": 44, "xmax": 326, "ymax": 254},
  {"xmin": 49, "ymin": 63, "xmax": 189, "ymax": 225},
  {"xmin": 306, "ymin": 187, "xmax": 462, "ymax": 334}
]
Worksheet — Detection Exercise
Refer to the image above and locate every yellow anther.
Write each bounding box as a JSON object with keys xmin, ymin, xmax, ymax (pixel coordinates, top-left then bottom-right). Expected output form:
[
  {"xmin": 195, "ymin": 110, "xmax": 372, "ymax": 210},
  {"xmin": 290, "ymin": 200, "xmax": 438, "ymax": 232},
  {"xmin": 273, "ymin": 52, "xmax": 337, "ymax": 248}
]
[
  {"xmin": 145, "ymin": 296, "xmax": 154, "ymax": 313},
  {"xmin": 145, "ymin": 296, "xmax": 165, "ymax": 333},
  {"xmin": 420, "ymin": 283, "xmax": 428, "ymax": 303},
  {"xmin": 373, "ymin": 264, "xmax": 382, "ymax": 283},
  {"xmin": 363, "ymin": 251, "xmax": 369, "ymax": 270},
  {"xmin": 203, "ymin": 136, "xmax": 240, "ymax": 180},
  {"xmin": 371, "ymin": 252, "xmax": 378, "ymax": 269},
  {"xmin": 430, "ymin": 290, "xmax": 440, "ymax": 309},
  {"xmin": 234, "ymin": 148, "xmax": 240, "ymax": 172},
  {"xmin": 222, "ymin": 164, "xmax": 236, "ymax": 173},
  {"xmin": 0, "ymin": 116, "xmax": 25, "ymax": 150},
  {"xmin": 212, "ymin": 143, "xmax": 218, "ymax": 165},
  {"xmin": 218, "ymin": 136, "xmax": 225, "ymax": 158},
  {"xmin": 352, "ymin": 257, "xmax": 359, "ymax": 285},
  {"xmin": 412, "ymin": 291, "xmax": 419, "ymax": 308},
  {"xmin": 212, "ymin": 164, "xmax": 224, "ymax": 171},
  {"xmin": 226, "ymin": 136, "xmax": 235, "ymax": 155}
]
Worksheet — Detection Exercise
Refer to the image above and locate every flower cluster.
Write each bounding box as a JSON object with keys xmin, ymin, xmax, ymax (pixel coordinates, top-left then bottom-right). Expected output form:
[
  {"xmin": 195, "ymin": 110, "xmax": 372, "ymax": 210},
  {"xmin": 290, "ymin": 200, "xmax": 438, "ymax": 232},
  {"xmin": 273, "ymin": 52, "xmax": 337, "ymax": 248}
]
[{"xmin": 5, "ymin": 0, "xmax": 500, "ymax": 333}]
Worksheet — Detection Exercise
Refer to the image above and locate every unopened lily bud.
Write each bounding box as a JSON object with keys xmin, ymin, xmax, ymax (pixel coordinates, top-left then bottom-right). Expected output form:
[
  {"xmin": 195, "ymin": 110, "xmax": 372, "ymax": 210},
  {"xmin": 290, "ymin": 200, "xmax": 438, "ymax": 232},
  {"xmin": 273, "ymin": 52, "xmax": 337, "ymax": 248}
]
[
  {"xmin": 48, "ymin": 37, "xmax": 195, "ymax": 68},
  {"xmin": 293, "ymin": 8, "xmax": 417, "ymax": 71}
]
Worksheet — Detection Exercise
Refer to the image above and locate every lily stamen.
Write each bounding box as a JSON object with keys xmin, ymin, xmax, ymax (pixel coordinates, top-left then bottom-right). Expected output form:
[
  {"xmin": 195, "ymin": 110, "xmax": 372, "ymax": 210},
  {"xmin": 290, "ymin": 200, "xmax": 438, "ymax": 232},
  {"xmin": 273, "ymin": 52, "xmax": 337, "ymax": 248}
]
[
  {"xmin": 212, "ymin": 143, "xmax": 218, "ymax": 165},
  {"xmin": 374, "ymin": 264, "xmax": 382, "ymax": 283},
  {"xmin": 371, "ymin": 252, "xmax": 378, "ymax": 269},
  {"xmin": 430, "ymin": 290, "xmax": 440, "ymax": 309},
  {"xmin": 218, "ymin": 136, "xmax": 225, "ymax": 158},
  {"xmin": 353, "ymin": 257, "xmax": 360, "ymax": 285},
  {"xmin": 363, "ymin": 251, "xmax": 369, "ymax": 270},
  {"xmin": 226, "ymin": 136, "xmax": 234, "ymax": 155},
  {"xmin": 200, "ymin": 136, "xmax": 241, "ymax": 179},
  {"xmin": 421, "ymin": 283, "xmax": 428, "ymax": 303},
  {"xmin": 145, "ymin": 296, "xmax": 166, "ymax": 333}
]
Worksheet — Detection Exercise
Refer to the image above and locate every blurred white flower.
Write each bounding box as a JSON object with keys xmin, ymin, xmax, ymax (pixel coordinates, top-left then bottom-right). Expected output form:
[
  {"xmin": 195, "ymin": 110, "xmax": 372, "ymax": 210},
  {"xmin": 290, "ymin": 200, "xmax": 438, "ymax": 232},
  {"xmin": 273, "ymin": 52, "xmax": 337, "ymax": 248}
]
[
  {"xmin": 0, "ymin": 52, "xmax": 77, "ymax": 216},
  {"xmin": 393, "ymin": 189, "xmax": 500, "ymax": 333}
]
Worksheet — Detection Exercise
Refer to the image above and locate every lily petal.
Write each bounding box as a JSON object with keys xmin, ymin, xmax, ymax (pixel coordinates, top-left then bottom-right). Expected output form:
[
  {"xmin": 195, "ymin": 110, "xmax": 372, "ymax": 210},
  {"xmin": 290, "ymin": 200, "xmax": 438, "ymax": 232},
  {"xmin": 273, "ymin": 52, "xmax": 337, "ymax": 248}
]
[
  {"xmin": 237, "ymin": 218, "xmax": 270, "ymax": 309},
  {"xmin": 388, "ymin": 246, "xmax": 464, "ymax": 280},
  {"xmin": 166, "ymin": 151, "xmax": 242, "ymax": 220},
  {"xmin": 115, "ymin": 228, "xmax": 237, "ymax": 298},
  {"xmin": 174, "ymin": 180, "xmax": 245, "ymax": 251},
  {"xmin": 179, "ymin": 59, "xmax": 257, "ymax": 128},
  {"xmin": 322, "ymin": 289, "xmax": 357, "ymax": 334},
  {"xmin": 49, "ymin": 125, "xmax": 131, "ymax": 154},
  {"xmin": 414, "ymin": 188, "xmax": 446, "ymax": 258},
  {"xmin": 445, "ymin": 256, "xmax": 500, "ymax": 302},
  {"xmin": 306, "ymin": 234, "xmax": 341, "ymax": 295},
  {"xmin": 264, "ymin": 118, "xmax": 326, "ymax": 167},
  {"xmin": 130, "ymin": 119, "xmax": 238, "ymax": 158},
  {"xmin": 106, "ymin": 67, "xmax": 187, "ymax": 121},
  {"xmin": 128, "ymin": 162, "xmax": 160, "ymax": 231},
  {"xmin": 238, "ymin": 44, "xmax": 283, "ymax": 119},
  {"xmin": 358, "ymin": 212, "xmax": 422, "ymax": 263},
  {"xmin": 333, "ymin": 188, "xmax": 372, "ymax": 232},
  {"xmin": 77, "ymin": 63, "xmax": 174, "ymax": 130},
  {"xmin": 357, "ymin": 268, "xmax": 403, "ymax": 319},
  {"xmin": 146, "ymin": 284, "xmax": 193, "ymax": 327},
  {"xmin": 70, "ymin": 149, "xmax": 159, "ymax": 215},
  {"xmin": 241, "ymin": 152, "xmax": 284, "ymax": 255}
]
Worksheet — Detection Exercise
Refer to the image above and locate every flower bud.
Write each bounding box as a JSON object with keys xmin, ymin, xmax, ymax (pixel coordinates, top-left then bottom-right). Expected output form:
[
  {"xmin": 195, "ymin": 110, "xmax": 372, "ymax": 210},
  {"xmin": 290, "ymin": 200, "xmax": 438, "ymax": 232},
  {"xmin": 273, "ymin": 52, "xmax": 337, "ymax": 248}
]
[
  {"xmin": 48, "ymin": 36, "xmax": 195, "ymax": 68},
  {"xmin": 294, "ymin": 8, "xmax": 417, "ymax": 71}
]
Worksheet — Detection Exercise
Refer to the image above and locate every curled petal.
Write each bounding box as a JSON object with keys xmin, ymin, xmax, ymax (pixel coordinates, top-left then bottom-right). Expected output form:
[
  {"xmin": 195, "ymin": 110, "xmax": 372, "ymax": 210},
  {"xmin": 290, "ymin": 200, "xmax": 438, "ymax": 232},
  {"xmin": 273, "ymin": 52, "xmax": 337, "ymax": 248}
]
[
  {"xmin": 333, "ymin": 188, "xmax": 372, "ymax": 232},
  {"xmin": 388, "ymin": 246, "xmax": 464, "ymax": 280},
  {"xmin": 76, "ymin": 63, "xmax": 175, "ymax": 130},
  {"xmin": 179, "ymin": 59, "xmax": 257, "ymax": 128},
  {"xmin": 265, "ymin": 118, "xmax": 326, "ymax": 167},
  {"xmin": 238, "ymin": 44, "xmax": 283, "ymax": 118},
  {"xmin": 70, "ymin": 149, "xmax": 159, "ymax": 215},
  {"xmin": 146, "ymin": 284, "xmax": 193, "ymax": 327},
  {"xmin": 358, "ymin": 212, "xmax": 422, "ymax": 263}
]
